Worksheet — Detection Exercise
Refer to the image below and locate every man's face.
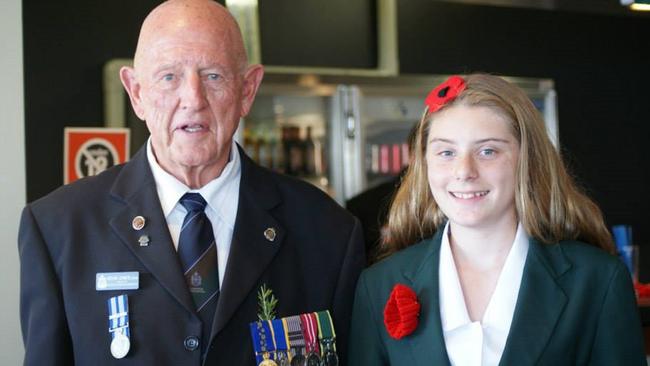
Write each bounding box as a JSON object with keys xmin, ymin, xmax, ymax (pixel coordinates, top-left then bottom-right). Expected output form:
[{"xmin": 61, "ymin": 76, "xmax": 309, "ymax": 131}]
[{"xmin": 121, "ymin": 13, "xmax": 263, "ymax": 185}]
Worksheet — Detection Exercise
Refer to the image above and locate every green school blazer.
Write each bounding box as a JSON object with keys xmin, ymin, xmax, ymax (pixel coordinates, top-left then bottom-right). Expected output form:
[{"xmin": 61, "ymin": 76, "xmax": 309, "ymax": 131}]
[{"xmin": 348, "ymin": 230, "xmax": 646, "ymax": 365}]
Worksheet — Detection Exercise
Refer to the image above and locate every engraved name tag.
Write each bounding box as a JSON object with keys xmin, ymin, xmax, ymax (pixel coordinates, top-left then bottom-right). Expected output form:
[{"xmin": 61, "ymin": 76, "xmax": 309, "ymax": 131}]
[{"xmin": 96, "ymin": 272, "xmax": 139, "ymax": 291}]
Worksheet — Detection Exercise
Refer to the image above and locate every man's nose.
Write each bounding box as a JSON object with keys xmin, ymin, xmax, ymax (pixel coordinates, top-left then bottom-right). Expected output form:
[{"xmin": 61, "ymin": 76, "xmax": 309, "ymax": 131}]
[
  {"xmin": 454, "ymin": 154, "xmax": 478, "ymax": 181},
  {"xmin": 179, "ymin": 73, "xmax": 207, "ymax": 110}
]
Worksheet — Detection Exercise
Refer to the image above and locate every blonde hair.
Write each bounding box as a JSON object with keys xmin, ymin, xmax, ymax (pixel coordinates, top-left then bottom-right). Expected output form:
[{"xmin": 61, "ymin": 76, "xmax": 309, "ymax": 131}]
[{"xmin": 377, "ymin": 73, "xmax": 614, "ymax": 260}]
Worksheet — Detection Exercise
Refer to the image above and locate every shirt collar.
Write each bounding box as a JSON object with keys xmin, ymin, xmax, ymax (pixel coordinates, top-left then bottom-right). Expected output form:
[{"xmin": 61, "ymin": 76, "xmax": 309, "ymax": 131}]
[
  {"xmin": 482, "ymin": 223, "xmax": 529, "ymax": 331},
  {"xmin": 439, "ymin": 222, "xmax": 470, "ymax": 332},
  {"xmin": 439, "ymin": 222, "xmax": 529, "ymax": 332},
  {"xmin": 146, "ymin": 138, "xmax": 241, "ymax": 229}
]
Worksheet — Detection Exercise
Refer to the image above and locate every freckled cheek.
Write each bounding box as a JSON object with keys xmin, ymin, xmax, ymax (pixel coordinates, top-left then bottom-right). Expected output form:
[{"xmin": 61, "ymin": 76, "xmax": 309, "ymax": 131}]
[
  {"xmin": 428, "ymin": 166, "xmax": 456, "ymax": 205},
  {"xmin": 426, "ymin": 167, "xmax": 445, "ymax": 195},
  {"xmin": 502, "ymin": 173, "xmax": 518, "ymax": 196},
  {"xmin": 493, "ymin": 158, "xmax": 518, "ymax": 184}
]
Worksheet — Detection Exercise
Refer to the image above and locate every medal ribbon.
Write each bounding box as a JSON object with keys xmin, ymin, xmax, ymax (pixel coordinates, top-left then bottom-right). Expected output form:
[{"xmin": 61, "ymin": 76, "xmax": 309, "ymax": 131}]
[
  {"xmin": 270, "ymin": 319, "xmax": 288, "ymax": 351},
  {"xmin": 107, "ymin": 294, "xmax": 130, "ymax": 338},
  {"xmin": 269, "ymin": 319, "xmax": 290, "ymax": 363},
  {"xmin": 249, "ymin": 321, "xmax": 276, "ymax": 364},
  {"xmin": 315, "ymin": 310, "xmax": 337, "ymax": 352},
  {"xmin": 281, "ymin": 317, "xmax": 292, "ymax": 352},
  {"xmin": 282, "ymin": 316, "xmax": 304, "ymax": 363},
  {"xmin": 299, "ymin": 313, "xmax": 320, "ymax": 355},
  {"xmin": 284, "ymin": 315, "xmax": 306, "ymax": 348}
]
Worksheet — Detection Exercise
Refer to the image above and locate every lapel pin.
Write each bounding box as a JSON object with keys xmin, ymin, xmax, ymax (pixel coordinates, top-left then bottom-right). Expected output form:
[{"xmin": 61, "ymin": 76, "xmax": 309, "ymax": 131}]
[
  {"xmin": 138, "ymin": 235, "xmax": 150, "ymax": 247},
  {"xmin": 132, "ymin": 216, "xmax": 146, "ymax": 231},
  {"xmin": 263, "ymin": 228, "xmax": 276, "ymax": 242}
]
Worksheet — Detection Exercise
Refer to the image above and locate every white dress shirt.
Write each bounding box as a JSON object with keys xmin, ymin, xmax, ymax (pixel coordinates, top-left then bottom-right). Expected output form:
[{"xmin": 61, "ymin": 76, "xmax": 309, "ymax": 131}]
[
  {"xmin": 146, "ymin": 139, "xmax": 241, "ymax": 288},
  {"xmin": 439, "ymin": 222, "xmax": 529, "ymax": 366}
]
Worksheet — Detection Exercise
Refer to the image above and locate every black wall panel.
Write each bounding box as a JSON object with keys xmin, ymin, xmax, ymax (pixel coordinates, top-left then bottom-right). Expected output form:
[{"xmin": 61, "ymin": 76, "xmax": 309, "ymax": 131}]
[
  {"xmin": 23, "ymin": 0, "xmax": 162, "ymax": 201},
  {"xmin": 258, "ymin": 0, "xmax": 377, "ymax": 68}
]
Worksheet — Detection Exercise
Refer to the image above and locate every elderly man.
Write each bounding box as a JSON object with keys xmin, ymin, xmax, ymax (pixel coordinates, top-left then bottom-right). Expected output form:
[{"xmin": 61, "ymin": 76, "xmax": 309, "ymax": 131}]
[{"xmin": 18, "ymin": 1, "xmax": 364, "ymax": 365}]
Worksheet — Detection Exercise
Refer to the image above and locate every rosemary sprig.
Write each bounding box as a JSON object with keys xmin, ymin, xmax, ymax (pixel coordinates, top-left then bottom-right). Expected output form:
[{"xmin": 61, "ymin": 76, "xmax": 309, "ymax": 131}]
[{"xmin": 257, "ymin": 284, "xmax": 278, "ymax": 321}]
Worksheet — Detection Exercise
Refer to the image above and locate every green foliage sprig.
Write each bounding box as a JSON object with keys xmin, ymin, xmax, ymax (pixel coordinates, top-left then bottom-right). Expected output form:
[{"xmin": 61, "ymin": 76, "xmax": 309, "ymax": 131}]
[{"xmin": 257, "ymin": 284, "xmax": 278, "ymax": 321}]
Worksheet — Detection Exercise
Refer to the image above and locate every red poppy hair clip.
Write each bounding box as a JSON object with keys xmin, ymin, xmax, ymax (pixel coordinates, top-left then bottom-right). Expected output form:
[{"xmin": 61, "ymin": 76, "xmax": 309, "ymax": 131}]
[
  {"xmin": 383, "ymin": 284, "xmax": 421, "ymax": 340},
  {"xmin": 424, "ymin": 75, "xmax": 466, "ymax": 113}
]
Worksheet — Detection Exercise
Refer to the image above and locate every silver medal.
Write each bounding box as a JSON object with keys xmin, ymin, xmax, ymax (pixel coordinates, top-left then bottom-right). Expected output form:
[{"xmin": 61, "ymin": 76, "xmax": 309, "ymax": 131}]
[{"xmin": 110, "ymin": 331, "xmax": 130, "ymax": 359}]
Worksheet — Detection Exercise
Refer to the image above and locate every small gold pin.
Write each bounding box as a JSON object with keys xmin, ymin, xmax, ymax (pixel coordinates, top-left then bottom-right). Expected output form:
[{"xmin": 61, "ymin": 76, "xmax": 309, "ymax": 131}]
[
  {"xmin": 132, "ymin": 216, "xmax": 146, "ymax": 231},
  {"xmin": 138, "ymin": 235, "xmax": 150, "ymax": 247},
  {"xmin": 263, "ymin": 228, "xmax": 276, "ymax": 242}
]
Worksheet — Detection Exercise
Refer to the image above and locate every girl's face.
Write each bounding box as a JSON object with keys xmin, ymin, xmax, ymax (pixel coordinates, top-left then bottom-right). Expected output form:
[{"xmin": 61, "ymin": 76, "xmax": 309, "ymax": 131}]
[{"xmin": 426, "ymin": 104, "xmax": 520, "ymax": 231}]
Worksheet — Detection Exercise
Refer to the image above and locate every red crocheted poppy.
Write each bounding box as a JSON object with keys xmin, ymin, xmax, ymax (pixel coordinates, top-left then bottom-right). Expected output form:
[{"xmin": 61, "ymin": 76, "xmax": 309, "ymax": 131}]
[
  {"xmin": 424, "ymin": 75, "xmax": 466, "ymax": 113},
  {"xmin": 383, "ymin": 284, "xmax": 420, "ymax": 339},
  {"xmin": 634, "ymin": 282, "xmax": 650, "ymax": 298}
]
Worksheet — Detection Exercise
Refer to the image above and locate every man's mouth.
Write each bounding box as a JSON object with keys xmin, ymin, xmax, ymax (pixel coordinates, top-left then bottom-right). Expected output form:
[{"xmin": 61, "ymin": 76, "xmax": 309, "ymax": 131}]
[
  {"xmin": 179, "ymin": 124, "xmax": 206, "ymax": 133},
  {"xmin": 449, "ymin": 191, "xmax": 489, "ymax": 199}
]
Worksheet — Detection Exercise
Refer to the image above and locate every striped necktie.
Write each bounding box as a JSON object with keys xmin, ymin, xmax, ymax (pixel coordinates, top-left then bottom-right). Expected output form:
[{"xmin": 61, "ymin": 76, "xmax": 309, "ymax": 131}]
[{"xmin": 178, "ymin": 193, "xmax": 219, "ymax": 349}]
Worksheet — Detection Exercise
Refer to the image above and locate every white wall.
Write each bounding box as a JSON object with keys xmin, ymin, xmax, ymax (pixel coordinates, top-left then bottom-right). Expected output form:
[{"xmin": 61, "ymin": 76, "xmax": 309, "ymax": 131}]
[{"xmin": 0, "ymin": 0, "xmax": 26, "ymax": 363}]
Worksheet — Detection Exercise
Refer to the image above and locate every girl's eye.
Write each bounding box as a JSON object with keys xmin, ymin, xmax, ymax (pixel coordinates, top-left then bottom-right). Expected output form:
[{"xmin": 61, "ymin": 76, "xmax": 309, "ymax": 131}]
[
  {"xmin": 438, "ymin": 150, "xmax": 454, "ymax": 157},
  {"xmin": 479, "ymin": 148, "xmax": 496, "ymax": 157}
]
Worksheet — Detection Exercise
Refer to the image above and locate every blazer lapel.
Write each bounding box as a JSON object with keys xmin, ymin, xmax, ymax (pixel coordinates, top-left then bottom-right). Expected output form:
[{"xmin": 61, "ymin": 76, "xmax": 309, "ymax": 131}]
[
  {"xmin": 211, "ymin": 148, "xmax": 284, "ymax": 338},
  {"xmin": 405, "ymin": 231, "xmax": 452, "ymax": 366},
  {"xmin": 109, "ymin": 147, "xmax": 196, "ymax": 315},
  {"xmin": 499, "ymin": 240, "xmax": 570, "ymax": 366}
]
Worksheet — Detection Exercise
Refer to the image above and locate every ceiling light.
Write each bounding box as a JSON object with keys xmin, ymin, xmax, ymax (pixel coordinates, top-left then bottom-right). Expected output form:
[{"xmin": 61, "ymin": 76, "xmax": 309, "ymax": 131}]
[{"xmin": 621, "ymin": 0, "xmax": 650, "ymax": 11}]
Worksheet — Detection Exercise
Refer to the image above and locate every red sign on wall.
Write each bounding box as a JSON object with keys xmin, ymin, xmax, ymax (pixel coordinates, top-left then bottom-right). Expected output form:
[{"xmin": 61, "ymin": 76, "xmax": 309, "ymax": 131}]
[{"xmin": 64, "ymin": 127, "xmax": 130, "ymax": 184}]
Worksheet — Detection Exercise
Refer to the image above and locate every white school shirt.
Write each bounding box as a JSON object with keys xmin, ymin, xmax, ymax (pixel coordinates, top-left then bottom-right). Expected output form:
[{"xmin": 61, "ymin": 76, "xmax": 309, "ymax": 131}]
[
  {"xmin": 439, "ymin": 222, "xmax": 529, "ymax": 366},
  {"xmin": 146, "ymin": 138, "xmax": 241, "ymax": 288}
]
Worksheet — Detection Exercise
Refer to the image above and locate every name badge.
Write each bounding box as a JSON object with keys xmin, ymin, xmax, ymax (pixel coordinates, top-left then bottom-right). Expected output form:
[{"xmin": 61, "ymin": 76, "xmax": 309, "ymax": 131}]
[{"xmin": 96, "ymin": 272, "xmax": 139, "ymax": 291}]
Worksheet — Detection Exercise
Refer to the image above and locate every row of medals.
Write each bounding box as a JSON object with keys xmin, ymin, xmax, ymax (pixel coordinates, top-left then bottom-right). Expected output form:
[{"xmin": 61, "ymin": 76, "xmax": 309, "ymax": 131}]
[{"xmin": 260, "ymin": 338, "xmax": 338, "ymax": 366}]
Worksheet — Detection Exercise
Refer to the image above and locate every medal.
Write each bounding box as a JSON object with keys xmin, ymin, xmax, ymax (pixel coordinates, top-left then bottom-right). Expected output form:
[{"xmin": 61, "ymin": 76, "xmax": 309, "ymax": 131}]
[
  {"xmin": 290, "ymin": 353, "xmax": 306, "ymax": 366},
  {"xmin": 269, "ymin": 319, "xmax": 289, "ymax": 366},
  {"xmin": 107, "ymin": 294, "xmax": 131, "ymax": 359},
  {"xmin": 110, "ymin": 330, "xmax": 131, "ymax": 359},
  {"xmin": 299, "ymin": 313, "xmax": 321, "ymax": 366},
  {"xmin": 315, "ymin": 311, "xmax": 338, "ymax": 366},
  {"xmin": 250, "ymin": 286, "xmax": 285, "ymax": 366},
  {"xmin": 250, "ymin": 321, "xmax": 279, "ymax": 365},
  {"xmin": 283, "ymin": 316, "xmax": 306, "ymax": 365},
  {"xmin": 320, "ymin": 340, "xmax": 338, "ymax": 366},
  {"xmin": 276, "ymin": 351, "xmax": 290, "ymax": 366},
  {"xmin": 322, "ymin": 352, "xmax": 338, "ymax": 366},
  {"xmin": 306, "ymin": 352, "xmax": 320, "ymax": 366},
  {"xmin": 248, "ymin": 310, "xmax": 339, "ymax": 366},
  {"xmin": 259, "ymin": 352, "xmax": 278, "ymax": 366}
]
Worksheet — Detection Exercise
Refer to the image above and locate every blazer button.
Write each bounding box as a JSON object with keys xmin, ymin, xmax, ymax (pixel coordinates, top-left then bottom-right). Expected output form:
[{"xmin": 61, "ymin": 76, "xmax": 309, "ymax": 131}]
[{"xmin": 184, "ymin": 336, "xmax": 200, "ymax": 351}]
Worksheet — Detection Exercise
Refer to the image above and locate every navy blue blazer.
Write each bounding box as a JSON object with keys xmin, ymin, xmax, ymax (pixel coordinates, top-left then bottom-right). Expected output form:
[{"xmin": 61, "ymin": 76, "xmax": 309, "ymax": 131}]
[
  {"xmin": 19, "ymin": 145, "xmax": 364, "ymax": 365},
  {"xmin": 349, "ymin": 230, "xmax": 646, "ymax": 365}
]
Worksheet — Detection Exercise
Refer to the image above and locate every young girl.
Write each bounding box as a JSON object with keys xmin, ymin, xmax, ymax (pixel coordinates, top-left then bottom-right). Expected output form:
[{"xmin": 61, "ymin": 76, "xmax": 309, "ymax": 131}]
[{"xmin": 348, "ymin": 74, "xmax": 645, "ymax": 365}]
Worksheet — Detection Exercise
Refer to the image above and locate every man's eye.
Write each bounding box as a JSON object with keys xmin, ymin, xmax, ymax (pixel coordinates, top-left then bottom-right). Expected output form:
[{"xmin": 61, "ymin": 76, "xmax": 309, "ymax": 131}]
[
  {"xmin": 162, "ymin": 74, "xmax": 174, "ymax": 81},
  {"xmin": 206, "ymin": 73, "xmax": 220, "ymax": 80}
]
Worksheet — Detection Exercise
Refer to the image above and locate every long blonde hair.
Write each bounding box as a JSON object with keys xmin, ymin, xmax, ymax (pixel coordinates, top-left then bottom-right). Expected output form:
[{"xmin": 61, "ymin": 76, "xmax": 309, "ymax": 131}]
[{"xmin": 377, "ymin": 73, "xmax": 614, "ymax": 260}]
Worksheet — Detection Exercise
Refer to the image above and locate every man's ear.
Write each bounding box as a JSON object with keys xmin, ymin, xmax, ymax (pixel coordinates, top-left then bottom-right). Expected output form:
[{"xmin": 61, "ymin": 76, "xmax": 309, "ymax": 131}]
[
  {"xmin": 119, "ymin": 66, "xmax": 146, "ymax": 120},
  {"xmin": 239, "ymin": 64, "xmax": 264, "ymax": 117}
]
